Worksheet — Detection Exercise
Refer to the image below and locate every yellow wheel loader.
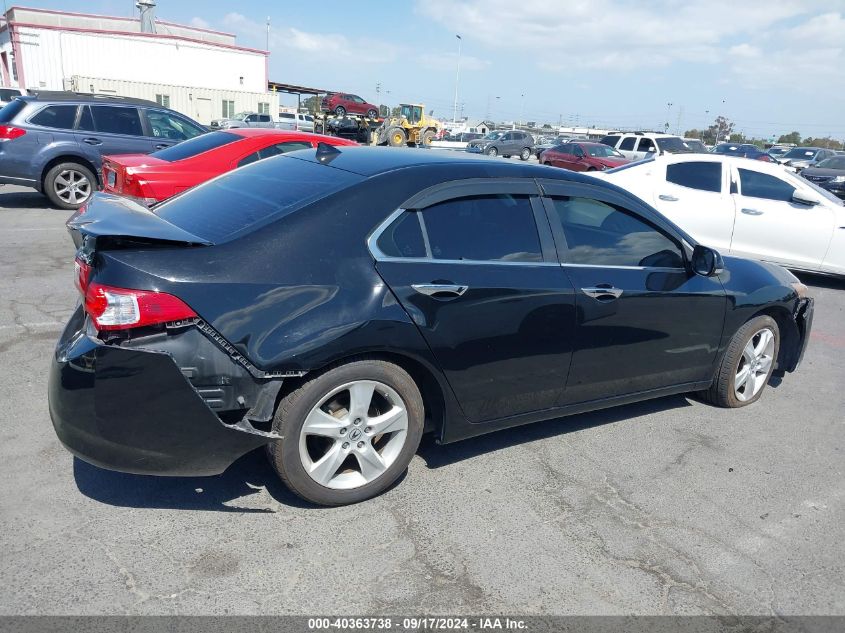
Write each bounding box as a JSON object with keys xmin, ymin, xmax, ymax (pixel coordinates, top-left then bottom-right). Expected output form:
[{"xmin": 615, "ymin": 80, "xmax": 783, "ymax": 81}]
[{"xmin": 374, "ymin": 104, "xmax": 442, "ymax": 148}]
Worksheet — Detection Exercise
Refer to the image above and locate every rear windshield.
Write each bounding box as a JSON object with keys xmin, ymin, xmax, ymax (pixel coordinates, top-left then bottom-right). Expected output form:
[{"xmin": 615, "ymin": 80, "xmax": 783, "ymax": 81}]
[
  {"xmin": 0, "ymin": 99, "xmax": 26, "ymax": 123},
  {"xmin": 153, "ymin": 153, "xmax": 363, "ymax": 242},
  {"xmin": 150, "ymin": 131, "xmax": 238, "ymax": 162},
  {"xmin": 0, "ymin": 88, "xmax": 22, "ymax": 101}
]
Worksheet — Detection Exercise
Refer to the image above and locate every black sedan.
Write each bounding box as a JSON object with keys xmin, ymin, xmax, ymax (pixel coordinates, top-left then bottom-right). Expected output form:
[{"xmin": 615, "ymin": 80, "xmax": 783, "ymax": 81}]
[
  {"xmin": 50, "ymin": 147, "xmax": 814, "ymax": 506},
  {"xmin": 800, "ymin": 156, "xmax": 845, "ymax": 199}
]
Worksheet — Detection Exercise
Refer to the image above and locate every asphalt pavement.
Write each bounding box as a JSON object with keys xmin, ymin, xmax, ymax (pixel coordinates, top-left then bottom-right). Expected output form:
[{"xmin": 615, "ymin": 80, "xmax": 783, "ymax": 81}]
[{"xmin": 0, "ymin": 184, "xmax": 843, "ymax": 616}]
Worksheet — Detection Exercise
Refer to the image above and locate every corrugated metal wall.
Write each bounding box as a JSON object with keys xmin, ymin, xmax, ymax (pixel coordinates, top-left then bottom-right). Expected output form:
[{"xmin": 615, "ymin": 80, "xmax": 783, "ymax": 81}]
[
  {"xmin": 18, "ymin": 28, "xmax": 266, "ymax": 93},
  {"xmin": 70, "ymin": 75, "xmax": 280, "ymax": 125}
]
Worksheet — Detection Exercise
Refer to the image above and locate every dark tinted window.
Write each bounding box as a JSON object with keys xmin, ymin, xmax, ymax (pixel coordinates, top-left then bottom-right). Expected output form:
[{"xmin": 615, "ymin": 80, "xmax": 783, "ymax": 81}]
[
  {"xmin": 551, "ymin": 197, "xmax": 683, "ymax": 268},
  {"xmin": 154, "ymin": 156, "xmax": 363, "ymax": 242},
  {"xmin": 78, "ymin": 105, "xmax": 94, "ymax": 131},
  {"xmin": 238, "ymin": 141, "xmax": 312, "ymax": 167},
  {"xmin": 619, "ymin": 137, "xmax": 636, "ymax": 151},
  {"xmin": 600, "ymin": 135, "xmax": 620, "ymax": 147},
  {"xmin": 0, "ymin": 88, "xmax": 22, "ymax": 101},
  {"xmin": 151, "ymin": 131, "xmax": 239, "ymax": 162},
  {"xmin": 655, "ymin": 137, "xmax": 692, "ymax": 153},
  {"xmin": 666, "ymin": 162, "xmax": 722, "ymax": 193},
  {"xmin": 738, "ymin": 169, "xmax": 795, "ymax": 201},
  {"xmin": 421, "ymin": 195, "xmax": 542, "ymax": 263},
  {"xmin": 637, "ymin": 138, "xmax": 655, "ymax": 152},
  {"xmin": 0, "ymin": 98, "xmax": 26, "ymax": 123},
  {"xmin": 817, "ymin": 157, "xmax": 845, "ymax": 169},
  {"xmin": 29, "ymin": 105, "xmax": 77, "ymax": 130},
  {"xmin": 377, "ymin": 212, "xmax": 426, "ymax": 258},
  {"xmin": 91, "ymin": 106, "xmax": 143, "ymax": 136}
]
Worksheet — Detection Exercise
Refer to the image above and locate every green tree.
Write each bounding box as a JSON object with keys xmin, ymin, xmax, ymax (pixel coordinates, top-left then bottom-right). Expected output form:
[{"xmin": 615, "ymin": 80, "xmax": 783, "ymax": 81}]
[
  {"xmin": 729, "ymin": 133, "xmax": 745, "ymax": 143},
  {"xmin": 708, "ymin": 116, "xmax": 734, "ymax": 143},
  {"xmin": 379, "ymin": 104, "xmax": 390, "ymax": 117},
  {"xmin": 802, "ymin": 137, "xmax": 842, "ymax": 149},
  {"xmin": 302, "ymin": 95, "xmax": 320, "ymax": 114},
  {"xmin": 391, "ymin": 106, "xmax": 401, "ymax": 117},
  {"xmin": 777, "ymin": 131, "xmax": 802, "ymax": 144}
]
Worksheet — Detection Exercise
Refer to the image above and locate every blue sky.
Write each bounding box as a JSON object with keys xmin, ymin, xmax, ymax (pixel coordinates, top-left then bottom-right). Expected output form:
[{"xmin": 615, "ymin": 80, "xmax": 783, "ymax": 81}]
[{"xmin": 13, "ymin": 0, "xmax": 845, "ymax": 140}]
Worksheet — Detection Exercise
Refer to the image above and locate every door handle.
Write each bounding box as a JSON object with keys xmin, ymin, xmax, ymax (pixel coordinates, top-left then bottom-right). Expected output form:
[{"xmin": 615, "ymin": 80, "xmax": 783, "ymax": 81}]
[
  {"xmin": 658, "ymin": 194, "xmax": 679, "ymax": 202},
  {"xmin": 82, "ymin": 137, "xmax": 102, "ymax": 145},
  {"xmin": 154, "ymin": 143, "xmax": 171, "ymax": 150},
  {"xmin": 741, "ymin": 208, "xmax": 764, "ymax": 216},
  {"xmin": 411, "ymin": 283, "xmax": 468, "ymax": 298},
  {"xmin": 581, "ymin": 285, "xmax": 623, "ymax": 301}
]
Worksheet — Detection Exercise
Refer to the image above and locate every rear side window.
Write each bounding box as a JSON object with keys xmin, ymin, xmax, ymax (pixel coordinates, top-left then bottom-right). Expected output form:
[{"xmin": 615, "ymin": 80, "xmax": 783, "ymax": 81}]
[
  {"xmin": 29, "ymin": 105, "xmax": 78, "ymax": 130},
  {"xmin": 151, "ymin": 131, "xmax": 239, "ymax": 162},
  {"xmin": 619, "ymin": 137, "xmax": 636, "ymax": 151},
  {"xmin": 0, "ymin": 88, "xmax": 22, "ymax": 101},
  {"xmin": 0, "ymin": 98, "xmax": 27, "ymax": 123},
  {"xmin": 738, "ymin": 169, "xmax": 795, "ymax": 202},
  {"xmin": 91, "ymin": 106, "xmax": 143, "ymax": 136},
  {"xmin": 637, "ymin": 138, "xmax": 655, "ymax": 152},
  {"xmin": 376, "ymin": 212, "xmax": 426, "ymax": 258},
  {"xmin": 666, "ymin": 162, "xmax": 722, "ymax": 193},
  {"xmin": 154, "ymin": 155, "xmax": 363, "ymax": 242},
  {"xmin": 421, "ymin": 195, "xmax": 542, "ymax": 263},
  {"xmin": 550, "ymin": 197, "xmax": 684, "ymax": 268},
  {"xmin": 600, "ymin": 135, "xmax": 620, "ymax": 147}
]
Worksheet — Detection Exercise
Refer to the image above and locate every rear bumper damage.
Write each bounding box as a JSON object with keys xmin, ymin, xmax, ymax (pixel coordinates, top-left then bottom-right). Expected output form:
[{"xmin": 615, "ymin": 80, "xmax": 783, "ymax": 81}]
[
  {"xmin": 788, "ymin": 297, "xmax": 814, "ymax": 372},
  {"xmin": 48, "ymin": 307, "xmax": 289, "ymax": 476}
]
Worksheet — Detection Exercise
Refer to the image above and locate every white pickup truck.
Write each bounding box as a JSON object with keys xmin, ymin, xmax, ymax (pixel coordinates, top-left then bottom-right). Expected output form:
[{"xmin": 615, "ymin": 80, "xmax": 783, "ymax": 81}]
[{"xmin": 209, "ymin": 112, "xmax": 275, "ymax": 129}]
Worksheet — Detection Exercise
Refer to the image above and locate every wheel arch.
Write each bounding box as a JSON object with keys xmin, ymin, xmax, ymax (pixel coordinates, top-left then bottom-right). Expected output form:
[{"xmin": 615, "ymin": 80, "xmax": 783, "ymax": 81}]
[
  {"xmin": 274, "ymin": 350, "xmax": 450, "ymax": 441},
  {"xmin": 747, "ymin": 305, "xmax": 800, "ymax": 374},
  {"xmin": 41, "ymin": 154, "xmax": 101, "ymax": 191}
]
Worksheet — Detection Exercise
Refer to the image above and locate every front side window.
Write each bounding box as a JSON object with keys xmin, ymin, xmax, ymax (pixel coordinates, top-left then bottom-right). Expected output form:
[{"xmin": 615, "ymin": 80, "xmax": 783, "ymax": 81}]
[
  {"xmin": 738, "ymin": 168, "xmax": 795, "ymax": 202},
  {"xmin": 90, "ymin": 106, "xmax": 142, "ymax": 136},
  {"xmin": 551, "ymin": 197, "xmax": 684, "ymax": 268},
  {"xmin": 666, "ymin": 162, "xmax": 722, "ymax": 193},
  {"xmin": 619, "ymin": 137, "xmax": 636, "ymax": 151},
  {"xmin": 422, "ymin": 195, "xmax": 542, "ymax": 263},
  {"xmin": 637, "ymin": 138, "xmax": 655, "ymax": 153},
  {"xmin": 146, "ymin": 110, "xmax": 205, "ymax": 140},
  {"xmin": 600, "ymin": 135, "xmax": 620, "ymax": 147},
  {"xmin": 29, "ymin": 105, "xmax": 78, "ymax": 130}
]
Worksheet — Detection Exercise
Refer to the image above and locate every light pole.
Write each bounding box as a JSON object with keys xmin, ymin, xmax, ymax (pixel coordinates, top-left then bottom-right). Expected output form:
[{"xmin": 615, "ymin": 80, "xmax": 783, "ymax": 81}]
[
  {"xmin": 665, "ymin": 102, "xmax": 673, "ymax": 132},
  {"xmin": 519, "ymin": 93, "xmax": 525, "ymax": 127},
  {"xmin": 452, "ymin": 34, "xmax": 462, "ymax": 125}
]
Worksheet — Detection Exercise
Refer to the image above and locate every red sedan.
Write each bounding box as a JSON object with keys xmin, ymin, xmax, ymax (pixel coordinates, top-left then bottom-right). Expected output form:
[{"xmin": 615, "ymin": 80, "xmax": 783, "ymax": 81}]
[
  {"xmin": 102, "ymin": 129, "xmax": 357, "ymax": 205},
  {"xmin": 541, "ymin": 141, "xmax": 630, "ymax": 172}
]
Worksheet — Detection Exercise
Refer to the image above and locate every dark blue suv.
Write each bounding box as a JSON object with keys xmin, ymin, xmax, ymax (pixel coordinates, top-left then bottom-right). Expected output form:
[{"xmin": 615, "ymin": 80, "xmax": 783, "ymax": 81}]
[{"xmin": 0, "ymin": 92, "xmax": 206, "ymax": 209}]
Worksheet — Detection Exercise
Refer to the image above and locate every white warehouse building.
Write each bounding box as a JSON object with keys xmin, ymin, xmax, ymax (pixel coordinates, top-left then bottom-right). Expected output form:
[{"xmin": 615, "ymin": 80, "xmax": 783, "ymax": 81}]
[{"xmin": 0, "ymin": 5, "xmax": 277, "ymax": 124}]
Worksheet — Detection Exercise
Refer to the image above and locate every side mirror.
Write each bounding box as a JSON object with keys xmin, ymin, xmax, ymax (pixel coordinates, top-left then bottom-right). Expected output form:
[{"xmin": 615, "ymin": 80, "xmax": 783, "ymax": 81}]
[
  {"xmin": 691, "ymin": 245, "xmax": 723, "ymax": 277},
  {"xmin": 792, "ymin": 189, "xmax": 821, "ymax": 206}
]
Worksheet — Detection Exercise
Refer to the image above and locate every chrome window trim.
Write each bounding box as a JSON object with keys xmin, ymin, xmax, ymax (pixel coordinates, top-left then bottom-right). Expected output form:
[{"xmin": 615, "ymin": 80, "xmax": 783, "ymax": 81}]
[
  {"xmin": 562, "ymin": 263, "xmax": 686, "ymax": 272},
  {"xmin": 366, "ymin": 208, "xmax": 558, "ymax": 267}
]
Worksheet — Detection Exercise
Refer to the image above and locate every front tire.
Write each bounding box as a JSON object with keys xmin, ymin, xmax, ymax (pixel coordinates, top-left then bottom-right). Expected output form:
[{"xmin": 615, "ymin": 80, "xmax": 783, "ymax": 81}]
[
  {"xmin": 701, "ymin": 315, "xmax": 779, "ymax": 408},
  {"xmin": 267, "ymin": 359, "xmax": 424, "ymax": 506},
  {"xmin": 388, "ymin": 127, "xmax": 407, "ymax": 147},
  {"xmin": 520, "ymin": 147, "xmax": 531, "ymax": 161},
  {"xmin": 44, "ymin": 162, "xmax": 96, "ymax": 210},
  {"xmin": 486, "ymin": 146, "xmax": 498, "ymax": 157}
]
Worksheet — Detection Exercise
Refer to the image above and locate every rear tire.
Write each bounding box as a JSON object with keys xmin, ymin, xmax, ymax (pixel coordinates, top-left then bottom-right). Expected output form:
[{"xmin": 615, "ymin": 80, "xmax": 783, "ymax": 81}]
[
  {"xmin": 367, "ymin": 109, "xmax": 378, "ymax": 119},
  {"xmin": 44, "ymin": 162, "xmax": 96, "ymax": 210},
  {"xmin": 334, "ymin": 106, "xmax": 346, "ymax": 116},
  {"xmin": 520, "ymin": 147, "xmax": 531, "ymax": 161},
  {"xmin": 421, "ymin": 130, "xmax": 435, "ymax": 147},
  {"xmin": 267, "ymin": 358, "xmax": 424, "ymax": 506},
  {"xmin": 700, "ymin": 315, "xmax": 779, "ymax": 408}
]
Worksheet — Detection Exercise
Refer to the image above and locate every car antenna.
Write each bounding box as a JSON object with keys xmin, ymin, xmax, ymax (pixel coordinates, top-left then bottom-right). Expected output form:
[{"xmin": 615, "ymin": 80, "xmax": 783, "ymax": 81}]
[{"xmin": 315, "ymin": 142, "xmax": 341, "ymax": 164}]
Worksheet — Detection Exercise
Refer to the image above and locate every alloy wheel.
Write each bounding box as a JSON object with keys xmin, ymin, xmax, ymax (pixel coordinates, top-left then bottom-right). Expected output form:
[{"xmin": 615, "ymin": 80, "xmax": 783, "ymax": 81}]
[
  {"xmin": 54, "ymin": 169, "xmax": 92, "ymax": 205},
  {"xmin": 298, "ymin": 380, "xmax": 409, "ymax": 490},
  {"xmin": 734, "ymin": 328, "xmax": 775, "ymax": 401}
]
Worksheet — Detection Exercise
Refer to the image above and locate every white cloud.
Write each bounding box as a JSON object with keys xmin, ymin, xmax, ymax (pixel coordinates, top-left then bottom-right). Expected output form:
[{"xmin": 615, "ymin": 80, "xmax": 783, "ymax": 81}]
[
  {"xmin": 221, "ymin": 13, "xmax": 400, "ymax": 63},
  {"xmin": 189, "ymin": 17, "xmax": 211, "ymax": 30},
  {"xmin": 419, "ymin": 52, "xmax": 490, "ymax": 71},
  {"xmin": 415, "ymin": 0, "xmax": 842, "ymax": 75}
]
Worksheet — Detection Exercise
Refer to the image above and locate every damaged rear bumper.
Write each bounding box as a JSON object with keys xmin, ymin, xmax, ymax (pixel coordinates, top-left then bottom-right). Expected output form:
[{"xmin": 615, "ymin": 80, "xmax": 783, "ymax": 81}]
[
  {"xmin": 787, "ymin": 297, "xmax": 814, "ymax": 372},
  {"xmin": 48, "ymin": 308, "xmax": 283, "ymax": 476}
]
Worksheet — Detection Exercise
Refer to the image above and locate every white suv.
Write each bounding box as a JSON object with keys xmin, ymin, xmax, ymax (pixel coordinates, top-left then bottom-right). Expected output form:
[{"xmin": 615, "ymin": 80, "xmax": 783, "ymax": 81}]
[{"xmin": 599, "ymin": 132, "xmax": 691, "ymax": 161}]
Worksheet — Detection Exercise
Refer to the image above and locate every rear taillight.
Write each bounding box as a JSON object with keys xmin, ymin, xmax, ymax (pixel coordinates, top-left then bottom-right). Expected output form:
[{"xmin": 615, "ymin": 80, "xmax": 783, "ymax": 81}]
[
  {"xmin": 0, "ymin": 125, "xmax": 26, "ymax": 141},
  {"xmin": 74, "ymin": 257, "xmax": 196, "ymax": 330}
]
